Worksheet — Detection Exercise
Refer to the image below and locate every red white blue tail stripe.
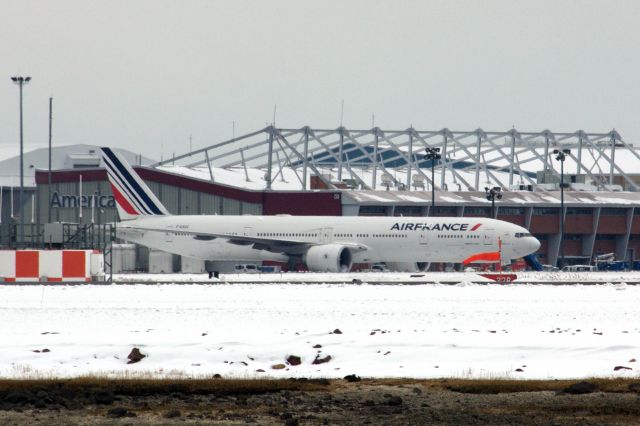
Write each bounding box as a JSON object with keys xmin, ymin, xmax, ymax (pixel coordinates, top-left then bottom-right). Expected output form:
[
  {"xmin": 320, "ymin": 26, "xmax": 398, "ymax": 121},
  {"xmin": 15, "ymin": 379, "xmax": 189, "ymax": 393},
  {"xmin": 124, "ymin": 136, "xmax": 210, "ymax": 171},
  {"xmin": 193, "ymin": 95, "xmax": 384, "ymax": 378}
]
[{"xmin": 101, "ymin": 147, "xmax": 169, "ymax": 219}]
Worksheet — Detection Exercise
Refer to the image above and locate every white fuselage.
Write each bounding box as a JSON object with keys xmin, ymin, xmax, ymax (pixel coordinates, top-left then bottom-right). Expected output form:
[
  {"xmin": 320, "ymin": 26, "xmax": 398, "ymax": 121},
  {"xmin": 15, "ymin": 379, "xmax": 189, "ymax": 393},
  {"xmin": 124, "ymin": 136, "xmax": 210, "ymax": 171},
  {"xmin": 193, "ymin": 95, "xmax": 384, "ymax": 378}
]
[{"xmin": 116, "ymin": 215, "xmax": 540, "ymax": 265}]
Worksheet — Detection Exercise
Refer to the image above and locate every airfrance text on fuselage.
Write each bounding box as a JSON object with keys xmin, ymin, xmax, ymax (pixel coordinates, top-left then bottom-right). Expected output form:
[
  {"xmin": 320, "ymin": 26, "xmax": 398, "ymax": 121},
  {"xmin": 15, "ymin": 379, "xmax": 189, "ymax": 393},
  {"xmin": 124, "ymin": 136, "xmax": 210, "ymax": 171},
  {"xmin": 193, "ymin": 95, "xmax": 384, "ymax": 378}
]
[{"xmin": 390, "ymin": 223, "xmax": 471, "ymax": 231}]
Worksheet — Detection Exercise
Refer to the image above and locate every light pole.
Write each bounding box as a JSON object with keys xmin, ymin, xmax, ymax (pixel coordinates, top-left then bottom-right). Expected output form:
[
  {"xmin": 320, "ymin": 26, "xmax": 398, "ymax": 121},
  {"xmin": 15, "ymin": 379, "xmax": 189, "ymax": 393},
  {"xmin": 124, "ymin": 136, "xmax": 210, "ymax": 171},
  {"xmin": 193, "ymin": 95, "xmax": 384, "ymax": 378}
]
[
  {"xmin": 554, "ymin": 148, "xmax": 571, "ymax": 269},
  {"xmin": 11, "ymin": 76, "xmax": 31, "ymax": 246},
  {"xmin": 424, "ymin": 147, "xmax": 441, "ymax": 216},
  {"xmin": 485, "ymin": 186, "xmax": 502, "ymax": 218}
]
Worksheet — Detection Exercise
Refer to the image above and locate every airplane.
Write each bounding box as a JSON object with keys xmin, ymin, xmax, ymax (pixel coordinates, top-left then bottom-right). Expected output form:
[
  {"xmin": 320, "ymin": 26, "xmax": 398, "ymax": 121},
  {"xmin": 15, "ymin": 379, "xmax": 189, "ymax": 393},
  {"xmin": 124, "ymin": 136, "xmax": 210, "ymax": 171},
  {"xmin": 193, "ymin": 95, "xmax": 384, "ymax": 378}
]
[{"xmin": 101, "ymin": 147, "xmax": 541, "ymax": 275}]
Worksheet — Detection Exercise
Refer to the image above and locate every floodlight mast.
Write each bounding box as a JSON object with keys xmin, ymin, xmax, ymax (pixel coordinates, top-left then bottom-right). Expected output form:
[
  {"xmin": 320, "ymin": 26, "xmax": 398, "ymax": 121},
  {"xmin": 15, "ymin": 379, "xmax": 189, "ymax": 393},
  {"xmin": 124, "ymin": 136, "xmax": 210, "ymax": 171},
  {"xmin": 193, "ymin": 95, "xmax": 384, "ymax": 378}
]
[
  {"xmin": 424, "ymin": 147, "xmax": 441, "ymax": 216},
  {"xmin": 485, "ymin": 186, "xmax": 502, "ymax": 218},
  {"xmin": 11, "ymin": 76, "xmax": 31, "ymax": 245},
  {"xmin": 553, "ymin": 148, "xmax": 571, "ymax": 268}
]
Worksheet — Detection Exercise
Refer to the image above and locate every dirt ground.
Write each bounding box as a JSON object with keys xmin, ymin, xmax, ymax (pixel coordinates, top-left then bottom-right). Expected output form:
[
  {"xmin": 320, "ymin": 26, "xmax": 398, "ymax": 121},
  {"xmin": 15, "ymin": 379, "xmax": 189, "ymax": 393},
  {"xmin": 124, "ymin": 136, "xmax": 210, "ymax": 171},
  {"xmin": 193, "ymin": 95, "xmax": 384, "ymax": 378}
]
[{"xmin": 0, "ymin": 377, "xmax": 639, "ymax": 425}]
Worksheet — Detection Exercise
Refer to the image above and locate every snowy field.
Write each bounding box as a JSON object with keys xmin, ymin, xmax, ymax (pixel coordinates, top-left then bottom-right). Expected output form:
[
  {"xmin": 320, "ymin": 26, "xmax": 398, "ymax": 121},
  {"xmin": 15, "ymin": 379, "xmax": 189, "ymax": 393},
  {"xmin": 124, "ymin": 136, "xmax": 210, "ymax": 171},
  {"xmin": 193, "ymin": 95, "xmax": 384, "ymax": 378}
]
[
  {"xmin": 116, "ymin": 270, "xmax": 640, "ymax": 284},
  {"xmin": 1, "ymin": 283, "xmax": 639, "ymax": 380}
]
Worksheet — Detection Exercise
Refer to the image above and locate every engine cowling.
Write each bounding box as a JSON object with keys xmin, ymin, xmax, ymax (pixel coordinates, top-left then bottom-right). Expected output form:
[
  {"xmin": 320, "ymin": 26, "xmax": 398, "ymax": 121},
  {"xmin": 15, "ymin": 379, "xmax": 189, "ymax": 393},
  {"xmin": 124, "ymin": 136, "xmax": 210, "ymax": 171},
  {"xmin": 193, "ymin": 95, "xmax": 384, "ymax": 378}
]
[
  {"xmin": 385, "ymin": 262, "xmax": 428, "ymax": 272},
  {"xmin": 304, "ymin": 244, "xmax": 353, "ymax": 272}
]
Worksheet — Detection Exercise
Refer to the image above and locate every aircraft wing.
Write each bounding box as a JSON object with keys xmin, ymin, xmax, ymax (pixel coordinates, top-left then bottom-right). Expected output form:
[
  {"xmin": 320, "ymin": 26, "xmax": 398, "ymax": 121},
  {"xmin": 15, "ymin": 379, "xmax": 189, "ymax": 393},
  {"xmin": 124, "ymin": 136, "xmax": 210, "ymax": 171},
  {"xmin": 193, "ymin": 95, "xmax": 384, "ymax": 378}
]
[{"xmin": 121, "ymin": 225, "xmax": 369, "ymax": 255}]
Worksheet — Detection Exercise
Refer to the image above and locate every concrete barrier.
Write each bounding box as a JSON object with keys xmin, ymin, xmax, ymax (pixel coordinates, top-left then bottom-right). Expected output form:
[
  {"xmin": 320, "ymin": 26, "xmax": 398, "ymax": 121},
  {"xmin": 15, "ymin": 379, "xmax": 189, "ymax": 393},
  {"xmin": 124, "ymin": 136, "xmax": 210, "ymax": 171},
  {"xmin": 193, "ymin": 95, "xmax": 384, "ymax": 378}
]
[{"xmin": 0, "ymin": 250, "xmax": 104, "ymax": 283}]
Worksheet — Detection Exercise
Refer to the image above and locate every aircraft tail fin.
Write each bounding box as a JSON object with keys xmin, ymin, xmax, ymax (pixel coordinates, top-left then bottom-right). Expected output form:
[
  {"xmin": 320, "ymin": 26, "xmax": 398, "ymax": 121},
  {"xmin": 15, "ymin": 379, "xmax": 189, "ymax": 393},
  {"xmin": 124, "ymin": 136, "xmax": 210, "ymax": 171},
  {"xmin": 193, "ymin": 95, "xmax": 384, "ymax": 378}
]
[{"xmin": 100, "ymin": 147, "xmax": 170, "ymax": 220}]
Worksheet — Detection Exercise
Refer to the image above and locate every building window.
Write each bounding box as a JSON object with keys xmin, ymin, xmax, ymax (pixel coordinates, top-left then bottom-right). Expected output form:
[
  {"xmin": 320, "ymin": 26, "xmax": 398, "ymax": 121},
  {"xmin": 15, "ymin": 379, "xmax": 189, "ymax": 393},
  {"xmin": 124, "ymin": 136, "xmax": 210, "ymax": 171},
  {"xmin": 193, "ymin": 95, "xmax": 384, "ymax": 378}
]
[
  {"xmin": 499, "ymin": 207, "xmax": 525, "ymax": 215},
  {"xmin": 394, "ymin": 206, "xmax": 422, "ymax": 216},
  {"xmin": 595, "ymin": 234, "xmax": 616, "ymax": 240},
  {"xmin": 533, "ymin": 207, "xmax": 558, "ymax": 215},
  {"xmin": 465, "ymin": 207, "xmax": 490, "ymax": 216},
  {"xmin": 601, "ymin": 208, "xmax": 627, "ymax": 216},
  {"xmin": 566, "ymin": 208, "xmax": 591, "ymax": 215},
  {"xmin": 359, "ymin": 206, "xmax": 387, "ymax": 216},
  {"xmin": 432, "ymin": 206, "xmax": 457, "ymax": 215}
]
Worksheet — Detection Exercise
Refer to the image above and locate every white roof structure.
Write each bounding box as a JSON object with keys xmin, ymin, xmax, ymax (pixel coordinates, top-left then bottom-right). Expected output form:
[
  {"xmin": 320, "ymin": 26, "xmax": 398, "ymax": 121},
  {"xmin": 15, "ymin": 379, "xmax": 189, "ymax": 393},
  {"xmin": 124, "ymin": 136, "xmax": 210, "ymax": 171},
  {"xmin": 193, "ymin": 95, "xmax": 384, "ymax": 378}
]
[
  {"xmin": 151, "ymin": 126, "xmax": 640, "ymax": 193},
  {"xmin": 0, "ymin": 144, "xmax": 154, "ymax": 187},
  {"xmin": 156, "ymin": 165, "xmax": 308, "ymax": 191},
  {"xmin": 344, "ymin": 189, "xmax": 640, "ymax": 207}
]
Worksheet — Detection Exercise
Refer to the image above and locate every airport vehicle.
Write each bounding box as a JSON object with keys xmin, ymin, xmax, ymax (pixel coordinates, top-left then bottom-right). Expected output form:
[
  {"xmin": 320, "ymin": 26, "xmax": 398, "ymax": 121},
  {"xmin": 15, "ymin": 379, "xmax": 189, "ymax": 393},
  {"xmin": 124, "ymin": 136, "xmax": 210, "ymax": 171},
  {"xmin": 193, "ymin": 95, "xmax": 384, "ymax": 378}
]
[
  {"xmin": 370, "ymin": 263, "xmax": 390, "ymax": 272},
  {"xmin": 234, "ymin": 264, "xmax": 260, "ymax": 273},
  {"xmin": 562, "ymin": 265, "xmax": 596, "ymax": 272},
  {"xmin": 101, "ymin": 147, "xmax": 540, "ymax": 274},
  {"xmin": 541, "ymin": 264, "xmax": 560, "ymax": 272}
]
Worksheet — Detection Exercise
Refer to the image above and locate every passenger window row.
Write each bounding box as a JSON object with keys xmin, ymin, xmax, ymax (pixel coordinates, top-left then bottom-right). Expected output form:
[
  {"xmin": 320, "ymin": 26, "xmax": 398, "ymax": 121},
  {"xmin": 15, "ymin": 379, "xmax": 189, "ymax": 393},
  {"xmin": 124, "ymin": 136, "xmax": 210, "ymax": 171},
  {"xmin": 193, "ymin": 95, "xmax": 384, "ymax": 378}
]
[
  {"xmin": 257, "ymin": 233, "xmax": 318, "ymax": 238},
  {"xmin": 253, "ymin": 233, "xmax": 410, "ymax": 239}
]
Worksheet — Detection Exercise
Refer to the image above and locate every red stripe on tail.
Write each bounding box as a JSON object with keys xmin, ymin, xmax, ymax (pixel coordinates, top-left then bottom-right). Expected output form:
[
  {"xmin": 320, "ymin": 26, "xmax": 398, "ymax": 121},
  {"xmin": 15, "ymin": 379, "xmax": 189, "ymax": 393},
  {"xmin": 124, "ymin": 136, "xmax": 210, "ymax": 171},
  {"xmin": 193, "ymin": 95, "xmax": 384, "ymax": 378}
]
[{"xmin": 109, "ymin": 183, "xmax": 138, "ymax": 215}]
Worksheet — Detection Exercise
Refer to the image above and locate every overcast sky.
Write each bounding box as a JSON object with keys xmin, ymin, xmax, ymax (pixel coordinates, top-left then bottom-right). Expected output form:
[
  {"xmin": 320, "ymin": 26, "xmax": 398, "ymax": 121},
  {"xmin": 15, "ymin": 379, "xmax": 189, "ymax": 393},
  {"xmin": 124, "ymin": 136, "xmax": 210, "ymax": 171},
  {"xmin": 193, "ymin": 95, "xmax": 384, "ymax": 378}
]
[{"xmin": 1, "ymin": 0, "xmax": 639, "ymax": 160}]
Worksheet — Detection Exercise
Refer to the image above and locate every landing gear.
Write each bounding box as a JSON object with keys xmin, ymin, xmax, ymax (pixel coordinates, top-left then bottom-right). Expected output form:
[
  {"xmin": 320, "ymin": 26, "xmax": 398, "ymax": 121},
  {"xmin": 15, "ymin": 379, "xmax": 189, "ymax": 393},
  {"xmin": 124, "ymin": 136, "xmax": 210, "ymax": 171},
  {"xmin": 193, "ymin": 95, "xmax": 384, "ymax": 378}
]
[
  {"xmin": 208, "ymin": 271, "xmax": 219, "ymax": 279},
  {"xmin": 287, "ymin": 256, "xmax": 301, "ymax": 272}
]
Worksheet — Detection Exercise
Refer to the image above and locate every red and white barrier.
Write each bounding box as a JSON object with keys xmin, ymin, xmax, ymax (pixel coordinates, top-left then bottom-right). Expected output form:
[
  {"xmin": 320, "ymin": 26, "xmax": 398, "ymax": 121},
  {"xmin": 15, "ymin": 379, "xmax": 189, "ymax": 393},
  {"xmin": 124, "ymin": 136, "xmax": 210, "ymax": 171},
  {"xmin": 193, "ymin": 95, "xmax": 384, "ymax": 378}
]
[{"xmin": 0, "ymin": 250, "xmax": 104, "ymax": 283}]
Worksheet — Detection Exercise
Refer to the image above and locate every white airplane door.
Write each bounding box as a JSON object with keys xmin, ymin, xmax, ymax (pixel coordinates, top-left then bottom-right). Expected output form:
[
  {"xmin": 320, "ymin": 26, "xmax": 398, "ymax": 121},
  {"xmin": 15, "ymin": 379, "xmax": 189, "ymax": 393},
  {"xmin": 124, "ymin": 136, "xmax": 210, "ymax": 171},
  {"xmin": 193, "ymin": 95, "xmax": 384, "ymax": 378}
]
[
  {"xmin": 319, "ymin": 228, "xmax": 333, "ymax": 244},
  {"xmin": 243, "ymin": 227, "xmax": 253, "ymax": 237},
  {"xmin": 483, "ymin": 231, "xmax": 494, "ymax": 246},
  {"xmin": 419, "ymin": 231, "xmax": 428, "ymax": 245}
]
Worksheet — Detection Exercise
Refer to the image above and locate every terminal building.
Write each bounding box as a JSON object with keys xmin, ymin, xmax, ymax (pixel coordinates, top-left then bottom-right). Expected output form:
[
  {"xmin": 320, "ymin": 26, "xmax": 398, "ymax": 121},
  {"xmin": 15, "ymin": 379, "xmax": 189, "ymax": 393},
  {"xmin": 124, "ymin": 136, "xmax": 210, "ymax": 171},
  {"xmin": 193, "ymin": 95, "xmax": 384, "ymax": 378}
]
[{"xmin": 3, "ymin": 126, "xmax": 640, "ymax": 270}]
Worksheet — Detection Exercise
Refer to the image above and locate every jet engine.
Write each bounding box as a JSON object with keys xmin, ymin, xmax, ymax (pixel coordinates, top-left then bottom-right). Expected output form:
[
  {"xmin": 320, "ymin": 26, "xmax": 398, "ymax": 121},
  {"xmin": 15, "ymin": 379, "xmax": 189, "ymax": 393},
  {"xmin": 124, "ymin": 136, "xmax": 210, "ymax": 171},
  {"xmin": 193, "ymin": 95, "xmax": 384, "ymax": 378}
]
[
  {"xmin": 304, "ymin": 244, "xmax": 353, "ymax": 272},
  {"xmin": 385, "ymin": 262, "xmax": 428, "ymax": 272}
]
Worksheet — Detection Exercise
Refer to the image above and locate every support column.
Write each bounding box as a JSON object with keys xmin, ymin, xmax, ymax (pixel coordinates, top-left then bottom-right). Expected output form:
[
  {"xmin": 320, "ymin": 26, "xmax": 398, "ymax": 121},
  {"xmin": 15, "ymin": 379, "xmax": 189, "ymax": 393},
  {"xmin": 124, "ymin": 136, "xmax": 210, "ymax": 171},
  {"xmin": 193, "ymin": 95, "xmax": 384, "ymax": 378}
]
[
  {"xmin": 266, "ymin": 127, "xmax": 274, "ymax": 190},
  {"xmin": 302, "ymin": 127, "xmax": 309, "ymax": 189},
  {"xmin": 524, "ymin": 207, "xmax": 533, "ymax": 230},
  {"xmin": 239, "ymin": 149, "xmax": 250, "ymax": 182},
  {"xmin": 406, "ymin": 128, "xmax": 413, "ymax": 190},
  {"xmin": 474, "ymin": 130, "xmax": 482, "ymax": 190},
  {"xmin": 582, "ymin": 207, "xmax": 599, "ymax": 259},
  {"xmin": 577, "ymin": 131, "xmax": 583, "ymax": 176},
  {"xmin": 440, "ymin": 132, "xmax": 448, "ymax": 190},
  {"xmin": 610, "ymin": 133, "xmax": 616, "ymax": 185},
  {"xmin": 509, "ymin": 131, "xmax": 516, "ymax": 187},
  {"xmin": 372, "ymin": 129, "xmax": 379, "ymax": 190},
  {"xmin": 543, "ymin": 132, "xmax": 550, "ymax": 172},
  {"xmin": 337, "ymin": 127, "xmax": 344, "ymax": 181},
  {"xmin": 548, "ymin": 233, "xmax": 561, "ymax": 267},
  {"xmin": 616, "ymin": 207, "xmax": 634, "ymax": 261},
  {"xmin": 204, "ymin": 150, "xmax": 215, "ymax": 182}
]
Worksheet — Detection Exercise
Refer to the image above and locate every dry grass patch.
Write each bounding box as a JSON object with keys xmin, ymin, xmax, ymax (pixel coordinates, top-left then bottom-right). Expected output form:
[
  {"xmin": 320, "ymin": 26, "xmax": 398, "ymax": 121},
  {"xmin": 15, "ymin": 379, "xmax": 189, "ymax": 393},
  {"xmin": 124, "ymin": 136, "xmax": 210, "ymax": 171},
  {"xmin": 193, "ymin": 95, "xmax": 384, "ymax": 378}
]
[
  {"xmin": 0, "ymin": 376, "xmax": 332, "ymax": 397},
  {"xmin": 440, "ymin": 377, "xmax": 640, "ymax": 394},
  {"xmin": 0, "ymin": 376, "xmax": 639, "ymax": 397}
]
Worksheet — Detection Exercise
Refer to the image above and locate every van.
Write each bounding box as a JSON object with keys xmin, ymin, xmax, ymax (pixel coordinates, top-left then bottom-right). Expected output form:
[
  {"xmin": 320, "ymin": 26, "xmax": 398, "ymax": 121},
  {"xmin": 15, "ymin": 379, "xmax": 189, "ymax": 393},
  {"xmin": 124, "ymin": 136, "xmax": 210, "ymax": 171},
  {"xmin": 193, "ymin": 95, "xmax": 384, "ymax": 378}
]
[
  {"xmin": 541, "ymin": 264, "xmax": 560, "ymax": 272},
  {"xmin": 234, "ymin": 264, "xmax": 260, "ymax": 274},
  {"xmin": 370, "ymin": 263, "xmax": 390, "ymax": 272},
  {"xmin": 561, "ymin": 265, "xmax": 595, "ymax": 272}
]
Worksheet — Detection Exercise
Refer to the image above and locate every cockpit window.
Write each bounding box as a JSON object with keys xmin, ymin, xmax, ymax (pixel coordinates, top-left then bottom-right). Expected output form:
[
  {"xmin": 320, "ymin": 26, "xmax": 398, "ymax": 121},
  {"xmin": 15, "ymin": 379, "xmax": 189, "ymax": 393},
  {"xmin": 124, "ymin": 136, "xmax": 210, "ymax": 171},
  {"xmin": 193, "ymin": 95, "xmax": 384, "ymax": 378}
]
[{"xmin": 515, "ymin": 232, "xmax": 532, "ymax": 238}]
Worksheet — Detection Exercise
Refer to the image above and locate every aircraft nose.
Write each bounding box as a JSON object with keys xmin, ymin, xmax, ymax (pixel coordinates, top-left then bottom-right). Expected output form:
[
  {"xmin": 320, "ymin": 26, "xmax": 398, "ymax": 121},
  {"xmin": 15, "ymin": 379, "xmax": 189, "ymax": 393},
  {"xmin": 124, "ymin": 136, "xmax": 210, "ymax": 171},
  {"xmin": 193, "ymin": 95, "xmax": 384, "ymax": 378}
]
[{"xmin": 528, "ymin": 236, "xmax": 541, "ymax": 254}]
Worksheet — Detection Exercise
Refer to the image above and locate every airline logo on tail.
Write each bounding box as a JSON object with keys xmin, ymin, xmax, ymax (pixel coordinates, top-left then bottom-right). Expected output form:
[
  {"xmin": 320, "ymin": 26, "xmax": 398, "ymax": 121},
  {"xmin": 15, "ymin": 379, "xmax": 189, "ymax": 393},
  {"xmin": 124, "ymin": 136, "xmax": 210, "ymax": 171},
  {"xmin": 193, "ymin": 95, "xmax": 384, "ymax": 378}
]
[{"xmin": 101, "ymin": 147, "xmax": 169, "ymax": 220}]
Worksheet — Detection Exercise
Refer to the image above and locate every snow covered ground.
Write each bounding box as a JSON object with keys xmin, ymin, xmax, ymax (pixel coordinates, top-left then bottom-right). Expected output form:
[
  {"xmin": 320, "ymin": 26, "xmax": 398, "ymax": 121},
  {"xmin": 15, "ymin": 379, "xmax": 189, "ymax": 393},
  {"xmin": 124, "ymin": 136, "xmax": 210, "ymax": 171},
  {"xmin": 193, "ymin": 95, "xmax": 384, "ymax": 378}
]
[
  {"xmin": 1, "ymin": 283, "xmax": 639, "ymax": 380},
  {"xmin": 115, "ymin": 270, "xmax": 640, "ymax": 284}
]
